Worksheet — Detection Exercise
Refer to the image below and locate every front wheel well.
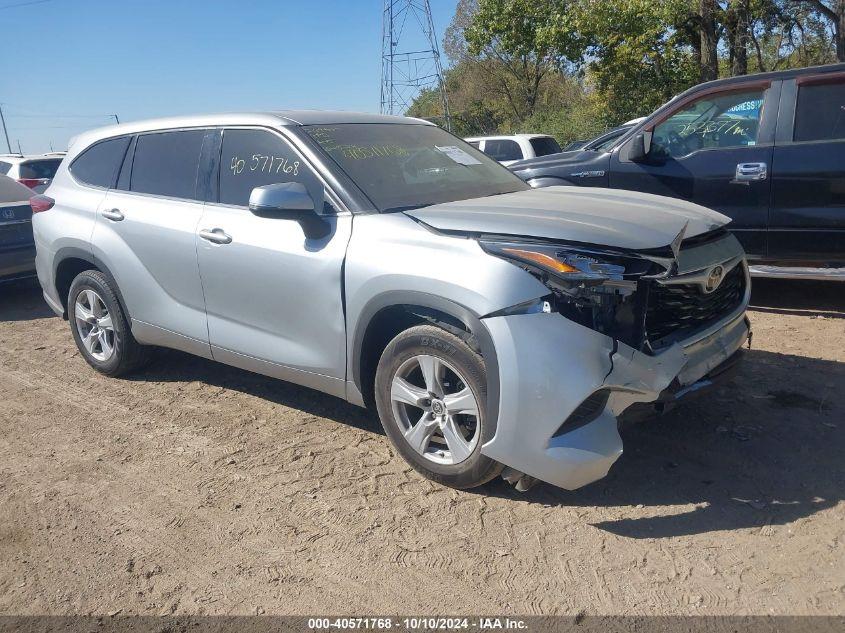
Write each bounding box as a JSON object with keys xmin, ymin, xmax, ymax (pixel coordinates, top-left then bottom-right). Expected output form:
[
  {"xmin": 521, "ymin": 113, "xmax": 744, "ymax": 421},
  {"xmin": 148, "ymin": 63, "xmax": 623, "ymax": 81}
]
[
  {"xmin": 55, "ymin": 257, "xmax": 101, "ymax": 317},
  {"xmin": 358, "ymin": 305, "xmax": 476, "ymax": 408}
]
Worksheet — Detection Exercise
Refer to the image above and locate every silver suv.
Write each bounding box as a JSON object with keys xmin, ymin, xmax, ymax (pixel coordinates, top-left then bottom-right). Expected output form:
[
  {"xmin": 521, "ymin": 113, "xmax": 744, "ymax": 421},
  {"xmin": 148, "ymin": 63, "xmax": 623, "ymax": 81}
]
[{"xmin": 32, "ymin": 112, "xmax": 751, "ymax": 491}]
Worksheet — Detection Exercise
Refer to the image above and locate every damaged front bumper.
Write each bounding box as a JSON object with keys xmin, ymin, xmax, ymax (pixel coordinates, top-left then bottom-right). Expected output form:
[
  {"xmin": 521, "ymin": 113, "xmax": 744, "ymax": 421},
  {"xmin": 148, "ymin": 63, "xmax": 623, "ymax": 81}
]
[{"xmin": 481, "ymin": 308, "xmax": 750, "ymax": 491}]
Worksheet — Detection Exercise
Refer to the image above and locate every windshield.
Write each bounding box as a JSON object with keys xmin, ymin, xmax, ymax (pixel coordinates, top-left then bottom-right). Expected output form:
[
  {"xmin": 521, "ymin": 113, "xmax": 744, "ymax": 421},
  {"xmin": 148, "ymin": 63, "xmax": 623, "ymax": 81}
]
[
  {"xmin": 303, "ymin": 123, "xmax": 528, "ymax": 212},
  {"xmin": 19, "ymin": 158, "xmax": 62, "ymax": 179},
  {"xmin": 588, "ymin": 128, "xmax": 627, "ymax": 152}
]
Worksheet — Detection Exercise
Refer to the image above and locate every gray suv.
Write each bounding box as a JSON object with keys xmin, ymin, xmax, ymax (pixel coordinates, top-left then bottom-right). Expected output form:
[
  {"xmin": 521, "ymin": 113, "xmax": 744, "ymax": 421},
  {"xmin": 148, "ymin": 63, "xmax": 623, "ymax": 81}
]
[{"xmin": 32, "ymin": 112, "xmax": 751, "ymax": 492}]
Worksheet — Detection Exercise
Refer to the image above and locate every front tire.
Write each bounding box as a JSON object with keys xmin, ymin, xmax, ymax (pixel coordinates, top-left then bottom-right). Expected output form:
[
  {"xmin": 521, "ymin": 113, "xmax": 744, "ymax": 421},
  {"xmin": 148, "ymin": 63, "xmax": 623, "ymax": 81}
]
[
  {"xmin": 374, "ymin": 325, "xmax": 503, "ymax": 489},
  {"xmin": 68, "ymin": 270, "xmax": 150, "ymax": 376}
]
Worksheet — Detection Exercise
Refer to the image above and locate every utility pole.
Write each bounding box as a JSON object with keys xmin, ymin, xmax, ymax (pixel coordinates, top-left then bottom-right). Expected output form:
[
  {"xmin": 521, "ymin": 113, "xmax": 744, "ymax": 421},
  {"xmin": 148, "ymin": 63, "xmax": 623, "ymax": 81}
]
[
  {"xmin": 17, "ymin": 139, "xmax": 22, "ymax": 154},
  {"xmin": 113, "ymin": 114, "xmax": 120, "ymax": 124},
  {"xmin": 0, "ymin": 104, "xmax": 11, "ymax": 153},
  {"xmin": 381, "ymin": 0, "xmax": 451, "ymax": 130}
]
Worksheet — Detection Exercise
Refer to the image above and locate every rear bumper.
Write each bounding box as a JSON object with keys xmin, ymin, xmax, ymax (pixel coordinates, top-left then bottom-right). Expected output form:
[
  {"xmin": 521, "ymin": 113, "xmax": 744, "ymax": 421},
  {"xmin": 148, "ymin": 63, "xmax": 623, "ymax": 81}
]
[
  {"xmin": 481, "ymin": 310, "xmax": 750, "ymax": 491},
  {"xmin": 0, "ymin": 245, "xmax": 36, "ymax": 282}
]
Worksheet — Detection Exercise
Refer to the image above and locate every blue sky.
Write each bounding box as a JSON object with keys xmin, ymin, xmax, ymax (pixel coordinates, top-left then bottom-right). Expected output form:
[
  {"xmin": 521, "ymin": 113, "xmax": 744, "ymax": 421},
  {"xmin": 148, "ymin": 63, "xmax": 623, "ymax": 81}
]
[{"xmin": 0, "ymin": 0, "xmax": 457, "ymax": 153}]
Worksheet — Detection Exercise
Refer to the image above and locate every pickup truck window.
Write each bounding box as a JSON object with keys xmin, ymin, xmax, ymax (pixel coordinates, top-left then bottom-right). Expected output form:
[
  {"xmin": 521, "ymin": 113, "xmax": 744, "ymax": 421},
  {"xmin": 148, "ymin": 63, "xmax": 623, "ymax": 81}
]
[
  {"xmin": 651, "ymin": 89, "xmax": 765, "ymax": 158},
  {"xmin": 484, "ymin": 139, "xmax": 522, "ymax": 161},
  {"xmin": 794, "ymin": 80, "xmax": 845, "ymax": 142},
  {"xmin": 529, "ymin": 136, "xmax": 562, "ymax": 157}
]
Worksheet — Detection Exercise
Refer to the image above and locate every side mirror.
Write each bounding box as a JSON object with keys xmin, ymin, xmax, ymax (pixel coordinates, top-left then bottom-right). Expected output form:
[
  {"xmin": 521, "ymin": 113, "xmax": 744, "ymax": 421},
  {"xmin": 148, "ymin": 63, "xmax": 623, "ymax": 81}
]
[
  {"xmin": 248, "ymin": 182, "xmax": 330, "ymax": 239},
  {"xmin": 628, "ymin": 131, "xmax": 653, "ymax": 163}
]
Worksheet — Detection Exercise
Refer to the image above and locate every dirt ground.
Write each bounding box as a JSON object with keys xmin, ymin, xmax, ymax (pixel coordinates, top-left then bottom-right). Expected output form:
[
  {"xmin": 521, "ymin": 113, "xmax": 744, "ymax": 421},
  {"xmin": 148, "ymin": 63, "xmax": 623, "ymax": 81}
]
[{"xmin": 0, "ymin": 278, "xmax": 842, "ymax": 617}]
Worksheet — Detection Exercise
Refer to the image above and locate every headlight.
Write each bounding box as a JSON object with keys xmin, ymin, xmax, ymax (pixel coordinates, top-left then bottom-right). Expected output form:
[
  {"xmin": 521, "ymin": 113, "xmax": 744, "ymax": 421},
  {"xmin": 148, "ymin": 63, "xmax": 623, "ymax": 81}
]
[
  {"xmin": 480, "ymin": 240, "xmax": 645, "ymax": 289},
  {"xmin": 480, "ymin": 240, "xmax": 660, "ymax": 349}
]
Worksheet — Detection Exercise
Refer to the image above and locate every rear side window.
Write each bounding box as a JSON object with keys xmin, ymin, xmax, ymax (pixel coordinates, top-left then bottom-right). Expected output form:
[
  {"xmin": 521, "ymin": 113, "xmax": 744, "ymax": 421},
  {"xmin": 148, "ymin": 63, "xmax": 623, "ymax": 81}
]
[
  {"xmin": 218, "ymin": 129, "xmax": 314, "ymax": 207},
  {"xmin": 794, "ymin": 80, "xmax": 845, "ymax": 142},
  {"xmin": 483, "ymin": 139, "xmax": 522, "ymax": 161},
  {"xmin": 130, "ymin": 130, "xmax": 205, "ymax": 199},
  {"xmin": 19, "ymin": 159, "xmax": 62, "ymax": 179},
  {"xmin": 70, "ymin": 137, "xmax": 131, "ymax": 188},
  {"xmin": 529, "ymin": 136, "xmax": 561, "ymax": 157},
  {"xmin": 0, "ymin": 162, "xmax": 11, "ymax": 175}
]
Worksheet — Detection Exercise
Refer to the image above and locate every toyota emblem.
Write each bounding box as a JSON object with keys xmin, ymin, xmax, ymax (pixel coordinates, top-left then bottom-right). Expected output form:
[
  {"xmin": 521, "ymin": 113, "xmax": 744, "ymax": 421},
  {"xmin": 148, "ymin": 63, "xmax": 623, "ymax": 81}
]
[{"xmin": 704, "ymin": 265, "xmax": 724, "ymax": 293}]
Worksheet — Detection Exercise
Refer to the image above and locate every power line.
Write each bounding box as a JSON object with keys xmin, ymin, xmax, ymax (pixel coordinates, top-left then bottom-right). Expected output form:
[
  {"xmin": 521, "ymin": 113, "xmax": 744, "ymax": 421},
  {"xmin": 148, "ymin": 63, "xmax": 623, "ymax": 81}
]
[
  {"xmin": 0, "ymin": 0, "xmax": 56, "ymax": 11},
  {"xmin": 7, "ymin": 124, "xmax": 110, "ymax": 130},
  {"xmin": 5, "ymin": 113, "xmax": 117, "ymax": 119}
]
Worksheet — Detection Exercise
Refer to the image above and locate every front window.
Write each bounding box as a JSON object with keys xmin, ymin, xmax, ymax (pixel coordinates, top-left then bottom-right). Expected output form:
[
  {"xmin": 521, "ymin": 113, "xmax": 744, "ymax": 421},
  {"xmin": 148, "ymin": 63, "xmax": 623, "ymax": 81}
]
[
  {"xmin": 304, "ymin": 124, "xmax": 527, "ymax": 212},
  {"xmin": 651, "ymin": 89, "xmax": 765, "ymax": 158},
  {"xmin": 219, "ymin": 129, "xmax": 318, "ymax": 207}
]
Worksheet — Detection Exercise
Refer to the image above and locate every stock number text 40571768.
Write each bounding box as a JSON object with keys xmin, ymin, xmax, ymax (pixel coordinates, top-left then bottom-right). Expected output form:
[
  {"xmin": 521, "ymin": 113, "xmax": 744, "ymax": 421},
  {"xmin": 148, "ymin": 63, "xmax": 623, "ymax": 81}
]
[{"xmin": 230, "ymin": 154, "xmax": 300, "ymax": 177}]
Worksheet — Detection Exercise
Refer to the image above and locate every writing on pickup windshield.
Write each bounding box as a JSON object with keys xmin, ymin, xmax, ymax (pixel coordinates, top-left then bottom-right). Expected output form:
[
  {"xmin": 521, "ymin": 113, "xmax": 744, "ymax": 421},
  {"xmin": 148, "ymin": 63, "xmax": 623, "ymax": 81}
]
[{"xmin": 677, "ymin": 120, "xmax": 751, "ymax": 138}]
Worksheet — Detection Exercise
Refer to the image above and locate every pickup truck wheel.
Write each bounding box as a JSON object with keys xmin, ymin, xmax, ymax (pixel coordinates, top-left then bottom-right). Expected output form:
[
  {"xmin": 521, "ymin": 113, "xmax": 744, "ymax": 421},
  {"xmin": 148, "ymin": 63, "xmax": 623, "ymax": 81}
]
[
  {"xmin": 374, "ymin": 325, "xmax": 503, "ymax": 489},
  {"xmin": 68, "ymin": 270, "xmax": 150, "ymax": 377}
]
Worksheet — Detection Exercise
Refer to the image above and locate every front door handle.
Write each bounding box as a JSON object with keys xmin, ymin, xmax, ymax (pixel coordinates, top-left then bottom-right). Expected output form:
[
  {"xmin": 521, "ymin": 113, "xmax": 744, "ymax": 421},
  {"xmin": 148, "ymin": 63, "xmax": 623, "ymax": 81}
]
[
  {"xmin": 198, "ymin": 228, "xmax": 232, "ymax": 244},
  {"xmin": 733, "ymin": 162, "xmax": 767, "ymax": 183},
  {"xmin": 101, "ymin": 208, "xmax": 124, "ymax": 221}
]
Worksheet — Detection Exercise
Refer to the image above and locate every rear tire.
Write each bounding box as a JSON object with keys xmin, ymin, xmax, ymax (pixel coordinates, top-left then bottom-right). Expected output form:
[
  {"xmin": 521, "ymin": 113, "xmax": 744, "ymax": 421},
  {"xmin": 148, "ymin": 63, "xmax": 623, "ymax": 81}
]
[
  {"xmin": 68, "ymin": 270, "xmax": 150, "ymax": 376},
  {"xmin": 374, "ymin": 325, "xmax": 503, "ymax": 489}
]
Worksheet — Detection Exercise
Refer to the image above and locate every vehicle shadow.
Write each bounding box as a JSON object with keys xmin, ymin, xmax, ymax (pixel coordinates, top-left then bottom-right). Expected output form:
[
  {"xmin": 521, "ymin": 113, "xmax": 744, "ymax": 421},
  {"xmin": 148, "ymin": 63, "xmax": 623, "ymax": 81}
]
[
  {"xmin": 485, "ymin": 346, "xmax": 844, "ymax": 538},
  {"xmin": 134, "ymin": 348, "xmax": 385, "ymax": 437},
  {"xmin": 0, "ymin": 279, "xmax": 55, "ymax": 322},
  {"xmin": 143, "ymin": 341, "xmax": 843, "ymax": 539}
]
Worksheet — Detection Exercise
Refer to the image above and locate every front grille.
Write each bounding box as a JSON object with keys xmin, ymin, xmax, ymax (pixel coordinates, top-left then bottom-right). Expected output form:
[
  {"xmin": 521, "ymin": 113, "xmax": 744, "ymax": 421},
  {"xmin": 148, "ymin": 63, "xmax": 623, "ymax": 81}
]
[{"xmin": 645, "ymin": 263, "xmax": 746, "ymax": 348}]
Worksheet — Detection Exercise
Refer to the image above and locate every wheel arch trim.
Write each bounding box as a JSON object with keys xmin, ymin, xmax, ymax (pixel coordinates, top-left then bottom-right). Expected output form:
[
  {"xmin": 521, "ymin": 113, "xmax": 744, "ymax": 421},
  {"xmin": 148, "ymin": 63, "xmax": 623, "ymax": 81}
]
[
  {"xmin": 53, "ymin": 247, "xmax": 132, "ymax": 324},
  {"xmin": 349, "ymin": 290, "xmax": 501, "ymax": 432}
]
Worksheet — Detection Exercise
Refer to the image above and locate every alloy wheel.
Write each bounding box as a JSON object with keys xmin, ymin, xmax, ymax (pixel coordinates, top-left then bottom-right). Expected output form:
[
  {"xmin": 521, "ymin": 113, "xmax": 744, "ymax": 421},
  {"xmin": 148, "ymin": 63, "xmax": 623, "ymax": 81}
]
[
  {"xmin": 389, "ymin": 354, "xmax": 481, "ymax": 465},
  {"xmin": 74, "ymin": 289, "xmax": 115, "ymax": 362}
]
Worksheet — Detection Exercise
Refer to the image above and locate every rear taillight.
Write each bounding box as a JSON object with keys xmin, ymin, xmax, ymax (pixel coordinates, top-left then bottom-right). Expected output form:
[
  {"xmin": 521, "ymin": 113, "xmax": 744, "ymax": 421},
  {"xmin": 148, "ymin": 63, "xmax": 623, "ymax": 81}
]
[
  {"xmin": 30, "ymin": 194, "xmax": 55, "ymax": 214},
  {"xmin": 18, "ymin": 178, "xmax": 49, "ymax": 189}
]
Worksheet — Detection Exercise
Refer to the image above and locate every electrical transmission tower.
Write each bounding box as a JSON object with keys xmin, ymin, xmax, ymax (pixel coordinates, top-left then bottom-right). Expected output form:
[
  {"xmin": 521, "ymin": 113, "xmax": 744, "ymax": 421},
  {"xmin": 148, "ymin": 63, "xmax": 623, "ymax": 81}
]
[{"xmin": 381, "ymin": 0, "xmax": 451, "ymax": 130}]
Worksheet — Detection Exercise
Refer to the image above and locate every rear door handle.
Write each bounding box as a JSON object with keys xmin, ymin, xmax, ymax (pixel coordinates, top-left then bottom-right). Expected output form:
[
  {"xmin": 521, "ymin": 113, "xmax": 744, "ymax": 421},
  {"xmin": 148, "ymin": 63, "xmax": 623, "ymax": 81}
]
[
  {"xmin": 101, "ymin": 208, "xmax": 124, "ymax": 221},
  {"xmin": 733, "ymin": 162, "xmax": 767, "ymax": 183},
  {"xmin": 198, "ymin": 228, "xmax": 232, "ymax": 244}
]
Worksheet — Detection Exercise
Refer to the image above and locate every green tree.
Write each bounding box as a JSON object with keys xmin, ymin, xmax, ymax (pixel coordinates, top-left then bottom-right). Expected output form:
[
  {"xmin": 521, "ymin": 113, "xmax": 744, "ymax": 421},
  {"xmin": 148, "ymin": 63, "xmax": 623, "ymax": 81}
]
[
  {"xmin": 566, "ymin": 0, "xmax": 699, "ymax": 121},
  {"xmin": 407, "ymin": 0, "xmax": 839, "ymax": 144},
  {"xmin": 794, "ymin": 1, "xmax": 845, "ymax": 60}
]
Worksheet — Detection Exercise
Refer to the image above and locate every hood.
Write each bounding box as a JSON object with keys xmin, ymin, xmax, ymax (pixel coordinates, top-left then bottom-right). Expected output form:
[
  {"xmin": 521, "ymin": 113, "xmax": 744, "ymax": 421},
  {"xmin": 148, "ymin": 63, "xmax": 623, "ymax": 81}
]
[
  {"xmin": 404, "ymin": 186, "xmax": 730, "ymax": 251},
  {"xmin": 509, "ymin": 149, "xmax": 599, "ymax": 172}
]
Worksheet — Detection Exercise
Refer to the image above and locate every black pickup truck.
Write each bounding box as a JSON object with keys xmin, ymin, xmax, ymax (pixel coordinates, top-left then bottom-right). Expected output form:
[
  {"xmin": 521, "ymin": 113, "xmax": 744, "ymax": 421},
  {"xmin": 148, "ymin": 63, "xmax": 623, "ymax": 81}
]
[{"xmin": 510, "ymin": 63, "xmax": 845, "ymax": 279}]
